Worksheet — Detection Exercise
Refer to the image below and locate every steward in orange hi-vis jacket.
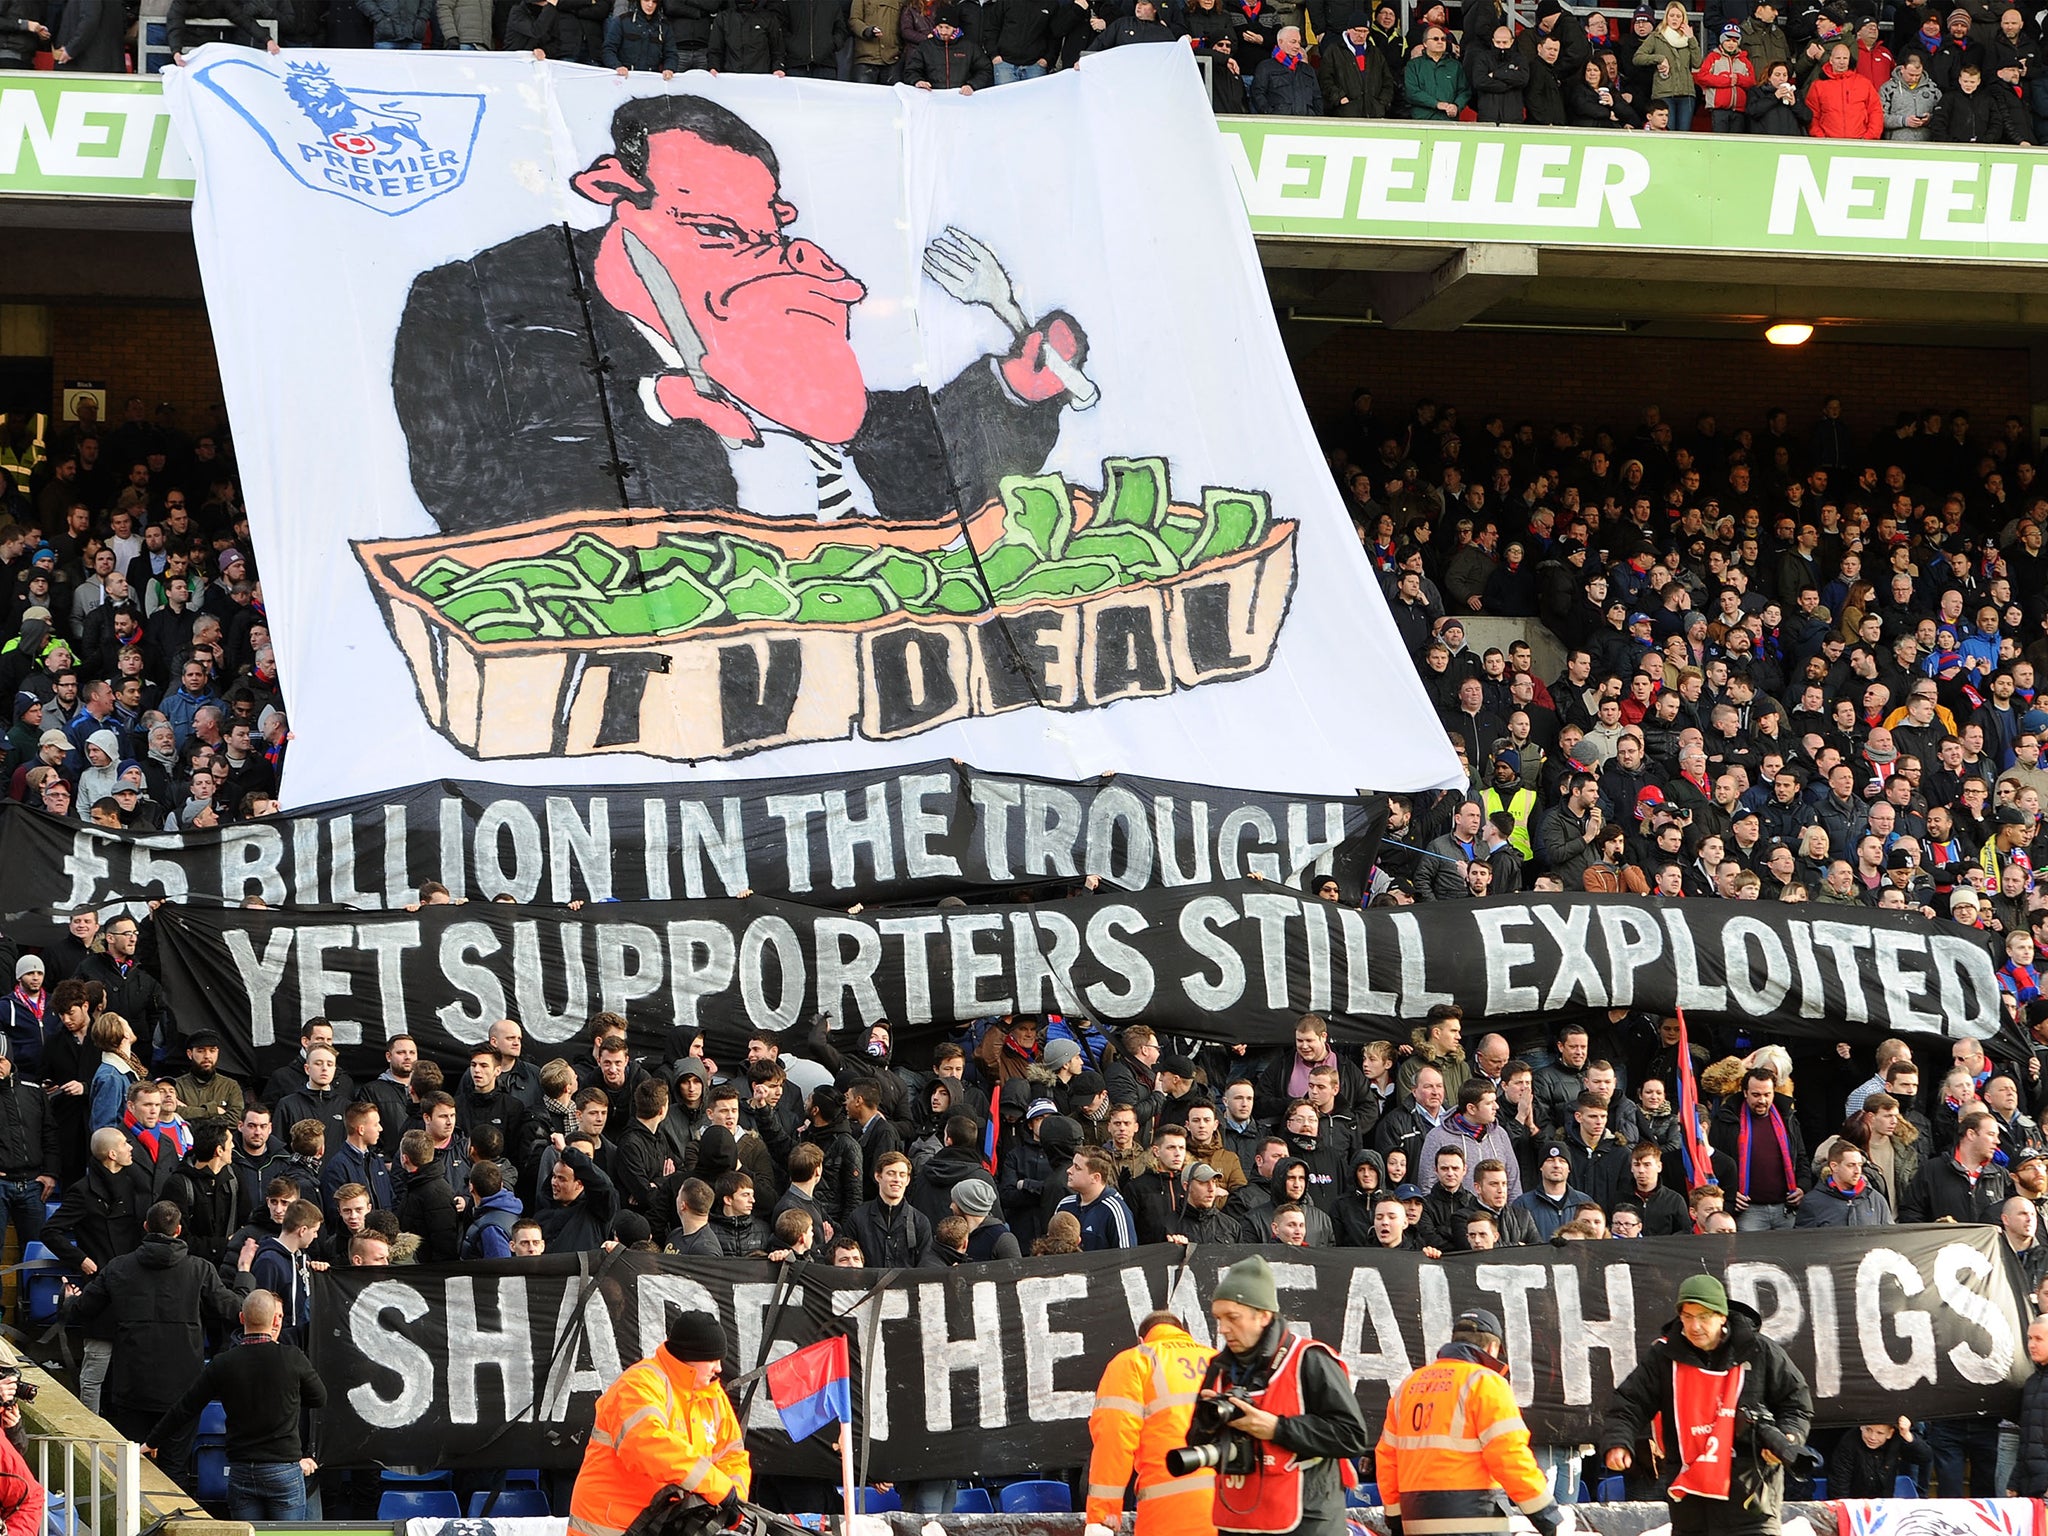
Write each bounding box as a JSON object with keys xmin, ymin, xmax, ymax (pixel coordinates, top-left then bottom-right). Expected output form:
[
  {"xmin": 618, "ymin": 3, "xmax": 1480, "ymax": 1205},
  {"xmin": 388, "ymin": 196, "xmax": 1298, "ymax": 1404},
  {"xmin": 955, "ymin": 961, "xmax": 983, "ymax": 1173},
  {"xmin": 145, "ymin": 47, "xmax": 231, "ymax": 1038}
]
[
  {"xmin": 1375, "ymin": 1309, "xmax": 1564, "ymax": 1536},
  {"xmin": 571, "ymin": 1313, "xmax": 751, "ymax": 1536},
  {"xmin": 1086, "ymin": 1311, "xmax": 1220, "ymax": 1536}
]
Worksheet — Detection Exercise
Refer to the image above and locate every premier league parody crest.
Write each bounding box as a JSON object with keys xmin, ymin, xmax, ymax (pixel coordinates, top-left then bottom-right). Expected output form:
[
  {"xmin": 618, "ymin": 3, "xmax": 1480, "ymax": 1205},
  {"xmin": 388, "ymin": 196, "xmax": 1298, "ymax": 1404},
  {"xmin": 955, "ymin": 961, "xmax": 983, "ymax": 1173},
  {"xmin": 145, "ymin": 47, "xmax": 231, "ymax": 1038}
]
[
  {"xmin": 354, "ymin": 93, "xmax": 1300, "ymax": 763},
  {"xmin": 192, "ymin": 58, "xmax": 483, "ymax": 214}
]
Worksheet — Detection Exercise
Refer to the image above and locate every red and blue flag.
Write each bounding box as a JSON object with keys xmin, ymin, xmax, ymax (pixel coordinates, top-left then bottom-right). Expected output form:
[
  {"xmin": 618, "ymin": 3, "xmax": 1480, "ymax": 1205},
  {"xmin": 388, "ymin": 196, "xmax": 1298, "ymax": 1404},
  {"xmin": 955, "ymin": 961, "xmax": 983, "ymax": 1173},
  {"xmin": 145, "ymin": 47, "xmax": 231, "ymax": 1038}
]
[{"xmin": 765, "ymin": 1335, "xmax": 852, "ymax": 1444}]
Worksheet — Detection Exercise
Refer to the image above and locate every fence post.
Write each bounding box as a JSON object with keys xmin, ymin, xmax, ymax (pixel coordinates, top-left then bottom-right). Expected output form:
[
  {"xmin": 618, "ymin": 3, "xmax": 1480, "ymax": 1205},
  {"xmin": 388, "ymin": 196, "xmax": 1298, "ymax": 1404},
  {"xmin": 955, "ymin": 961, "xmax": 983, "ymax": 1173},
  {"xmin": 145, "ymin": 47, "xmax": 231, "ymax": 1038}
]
[{"xmin": 112, "ymin": 1441, "xmax": 139, "ymax": 1536}]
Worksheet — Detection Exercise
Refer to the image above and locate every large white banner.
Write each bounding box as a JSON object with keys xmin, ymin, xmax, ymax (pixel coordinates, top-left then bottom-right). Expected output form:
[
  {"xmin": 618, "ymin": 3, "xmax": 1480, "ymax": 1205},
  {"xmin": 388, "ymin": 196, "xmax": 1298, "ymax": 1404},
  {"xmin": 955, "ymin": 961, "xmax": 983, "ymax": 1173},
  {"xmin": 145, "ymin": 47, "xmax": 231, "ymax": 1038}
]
[{"xmin": 165, "ymin": 47, "xmax": 1458, "ymax": 806}]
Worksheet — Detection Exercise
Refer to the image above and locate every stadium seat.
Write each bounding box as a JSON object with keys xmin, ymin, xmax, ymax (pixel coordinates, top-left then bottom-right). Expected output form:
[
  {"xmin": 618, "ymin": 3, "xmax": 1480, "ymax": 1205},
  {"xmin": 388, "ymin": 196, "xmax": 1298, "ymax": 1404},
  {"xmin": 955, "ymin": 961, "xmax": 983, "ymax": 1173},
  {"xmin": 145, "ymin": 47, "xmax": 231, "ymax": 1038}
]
[
  {"xmin": 1342, "ymin": 1484, "xmax": 1373, "ymax": 1509},
  {"xmin": 999, "ymin": 1481, "xmax": 1073, "ymax": 1514},
  {"xmin": 20, "ymin": 1244, "xmax": 60, "ymax": 1325},
  {"xmin": 852, "ymin": 1488, "xmax": 900, "ymax": 1514},
  {"xmin": 195, "ymin": 1402, "xmax": 226, "ymax": 1444},
  {"xmin": 377, "ymin": 1490, "xmax": 461, "ymax": 1521},
  {"xmin": 380, "ymin": 1469, "xmax": 455, "ymax": 1487},
  {"xmin": 194, "ymin": 1445, "xmax": 227, "ymax": 1506},
  {"xmin": 1359, "ymin": 1483, "xmax": 1379, "ymax": 1507},
  {"xmin": 467, "ymin": 1489, "xmax": 551, "ymax": 1518},
  {"xmin": 503, "ymin": 1468, "xmax": 544, "ymax": 1489},
  {"xmin": 951, "ymin": 1488, "xmax": 994, "ymax": 1514},
  {"xmin": 1894, "ymin": 1475, "xmax": 1919, "ymax": 1499},
  {"xmin": 1595, "ymin": 1476, "xmax": 1626, "ymax": 1503}
]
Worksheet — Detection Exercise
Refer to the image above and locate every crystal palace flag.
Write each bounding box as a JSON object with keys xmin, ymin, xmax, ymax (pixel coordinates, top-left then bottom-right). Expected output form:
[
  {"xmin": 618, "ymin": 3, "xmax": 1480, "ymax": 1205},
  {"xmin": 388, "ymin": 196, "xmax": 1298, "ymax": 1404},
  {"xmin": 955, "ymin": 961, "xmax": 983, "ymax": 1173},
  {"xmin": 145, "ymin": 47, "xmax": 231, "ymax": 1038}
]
[{"xmin": 766, "ymin": 1335, "xmax": 852, "ymax": 1444}]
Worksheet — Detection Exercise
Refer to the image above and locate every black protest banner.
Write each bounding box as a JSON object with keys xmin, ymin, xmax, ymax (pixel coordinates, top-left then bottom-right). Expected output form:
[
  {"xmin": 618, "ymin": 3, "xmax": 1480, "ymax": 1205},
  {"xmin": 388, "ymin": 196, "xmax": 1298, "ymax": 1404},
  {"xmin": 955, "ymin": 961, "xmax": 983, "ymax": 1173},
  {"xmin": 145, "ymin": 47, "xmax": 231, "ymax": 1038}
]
[
  {"xmin": 0, "ymin": 763, "xmax": 1382, "ymax": 916},
  {"xmin": 154, "ymin": 889, "xmax": 2011, "ymax": 1078},
  {"xmin": 310, "ymin": 1228, "xmax": 2031, "ymax": 1475}
]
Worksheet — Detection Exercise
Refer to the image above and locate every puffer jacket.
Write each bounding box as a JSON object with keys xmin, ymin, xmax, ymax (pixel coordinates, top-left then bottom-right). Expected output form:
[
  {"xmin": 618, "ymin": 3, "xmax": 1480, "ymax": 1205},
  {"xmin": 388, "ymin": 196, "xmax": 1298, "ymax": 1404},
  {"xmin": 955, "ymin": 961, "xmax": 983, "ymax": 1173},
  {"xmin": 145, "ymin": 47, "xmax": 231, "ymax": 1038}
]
[
  {"xmin": 603, "ymin": 5, "xmax": 680, "ymax": 67},
  {"xmin": 356, "ymin": 0, "xmax": 432, "ymax": 44},
  {"xmin": 436, "ymin": 0, "xmax": 490, "ymax": 44},
  {"xmin": 1694, "ymin": 44, "xmax": 1755, "ymax": 105},
  {"xmin": 1808, "ymin": 60, "xmax": 1886, "ymax": 135},
  {"xmin": 1882, "ymin": 66, "xmax": 1942, "ymax": 134}
]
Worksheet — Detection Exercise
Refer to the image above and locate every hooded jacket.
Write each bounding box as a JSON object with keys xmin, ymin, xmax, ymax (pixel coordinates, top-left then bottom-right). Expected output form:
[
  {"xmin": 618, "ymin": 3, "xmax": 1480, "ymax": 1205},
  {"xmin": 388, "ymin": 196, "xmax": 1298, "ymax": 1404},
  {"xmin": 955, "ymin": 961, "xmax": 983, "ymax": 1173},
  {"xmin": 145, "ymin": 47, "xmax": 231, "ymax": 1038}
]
[
  {"xmin": 1330, "ymin": 1148, "xmax": 1390, "ymax": 1245},
  {"xmin": 65, "ymin": 1232, "xmax": 246, "ymax": 1414},
  {"xmin": 1264, "ymin": 1158, "xmax": 1336, "ymax": 1246},
  {"xmin": 1600, "ymin": 1301, "xmax": 1815, "ymax": 1533},
  {"xmin": 460, "ymin": 1187, "xmax": 525, "ymax": 1259}
]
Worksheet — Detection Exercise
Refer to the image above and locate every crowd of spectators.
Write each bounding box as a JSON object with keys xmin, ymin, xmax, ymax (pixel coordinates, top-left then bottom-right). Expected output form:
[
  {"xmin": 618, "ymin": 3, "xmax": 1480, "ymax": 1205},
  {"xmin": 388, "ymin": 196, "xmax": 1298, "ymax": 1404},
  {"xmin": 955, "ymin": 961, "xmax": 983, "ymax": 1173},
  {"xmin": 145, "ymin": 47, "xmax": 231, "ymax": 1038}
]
[
  {"xmin": 7, "ymin": 0, "xmax": 2045, "ymax": 134},
  {"xmin": 1341, "ymin": 391, "xmax": 2048, "ymax": 982},
  {"xmin": 0, "ymin": 398, "xmax": 282, "ymax": 834}
]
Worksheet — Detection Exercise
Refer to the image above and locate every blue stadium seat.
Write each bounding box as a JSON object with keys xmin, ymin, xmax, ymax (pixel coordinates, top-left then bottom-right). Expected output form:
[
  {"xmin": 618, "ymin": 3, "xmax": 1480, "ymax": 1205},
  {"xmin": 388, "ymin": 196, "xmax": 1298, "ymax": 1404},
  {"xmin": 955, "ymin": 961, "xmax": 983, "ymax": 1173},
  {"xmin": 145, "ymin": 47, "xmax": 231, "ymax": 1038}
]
[
  {"xmin": 195, "ymin": 1402, "xmax": 226, "ymax": 1444},
  {"xmin": 21, "ymin": 1244, "xmax": 60, "ymax": 1325},
  {"xmin": 1596, "ymin": 1476, "xmax": 1626, "ymax": 1503},
  {"xmin": 377, "ymin": 1490, "xmax": 461, "ymax": 1520},
  {"xmin": 951, "ymin": 1488, "xmax": 994, "ymax": 1514},
  {"xmin": 467, "ymin": 1489, "xmax": 551, "ymax": 1518},
  {"xmin": 194, "ymin": 1445, "xmax": 227, "ymax": 1506},
  {"xmin": 851, "ymin": 1489, "xmax": 900, "ymax": 1514},
  {"xmin": 999, "ymin": 1481, "xmax": 1073, "ymax": 1514},
  {"xmin": 503, "ymin": 1468, "xmax": 543, "ymax": 1489},
  {"xmin": 380, "ymin": 1470, "xmax": 455, "ymax": 1487},
  {"xmin": 1894, "ymin": 1475, "xmax": 1920, "ymax": 1499},
  {"xmin": 1359, "ymin": 1483, "xmax": 1379, "ymax": 1507}
]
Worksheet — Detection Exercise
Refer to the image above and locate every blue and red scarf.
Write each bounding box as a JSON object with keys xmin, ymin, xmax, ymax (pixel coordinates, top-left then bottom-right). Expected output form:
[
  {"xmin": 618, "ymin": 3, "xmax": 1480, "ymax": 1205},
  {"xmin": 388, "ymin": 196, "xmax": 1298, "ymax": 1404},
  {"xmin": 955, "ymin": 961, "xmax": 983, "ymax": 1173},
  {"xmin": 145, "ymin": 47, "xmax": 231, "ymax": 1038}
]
[{"xmin": 1735, "ymin": 1102, "xmax": 1793, "ymax": 1197}]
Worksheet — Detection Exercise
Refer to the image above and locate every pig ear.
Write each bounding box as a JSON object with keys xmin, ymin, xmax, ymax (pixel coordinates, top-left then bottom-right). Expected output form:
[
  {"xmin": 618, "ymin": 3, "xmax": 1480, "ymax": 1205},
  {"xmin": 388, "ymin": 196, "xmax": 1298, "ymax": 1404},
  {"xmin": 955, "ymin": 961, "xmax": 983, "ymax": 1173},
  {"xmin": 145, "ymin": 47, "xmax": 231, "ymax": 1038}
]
[{"xmin": 574, "ymin": 155, "xmax": 651, "ymax": 208}]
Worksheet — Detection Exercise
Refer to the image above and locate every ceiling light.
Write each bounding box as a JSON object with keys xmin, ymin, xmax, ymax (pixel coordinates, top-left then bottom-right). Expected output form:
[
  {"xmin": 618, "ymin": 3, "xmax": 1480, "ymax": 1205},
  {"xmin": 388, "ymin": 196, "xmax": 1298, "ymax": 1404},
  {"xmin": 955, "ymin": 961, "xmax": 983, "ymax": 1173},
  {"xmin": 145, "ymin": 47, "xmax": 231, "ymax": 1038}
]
[{"xmin": 1765, "ymin": 322, "xmax": 1814, "ymax": 346}]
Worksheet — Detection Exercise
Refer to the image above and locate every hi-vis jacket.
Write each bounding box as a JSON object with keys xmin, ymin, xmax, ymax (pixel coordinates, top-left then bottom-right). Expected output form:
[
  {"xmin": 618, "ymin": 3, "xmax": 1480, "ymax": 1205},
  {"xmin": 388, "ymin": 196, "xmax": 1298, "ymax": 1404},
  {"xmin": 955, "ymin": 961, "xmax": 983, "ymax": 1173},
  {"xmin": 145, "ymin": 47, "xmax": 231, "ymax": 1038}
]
[
  {"xmin": 570, "ymin": 1346, "xmax": 752, "ymax": 1536},
  {"xmin": 1374, "ymin": 1343, "xmax": 1556, "ymax": 1536},
  {"xmin": 1087, "ymin": 1321, "xmax": 1219, "ymax": 1536}
]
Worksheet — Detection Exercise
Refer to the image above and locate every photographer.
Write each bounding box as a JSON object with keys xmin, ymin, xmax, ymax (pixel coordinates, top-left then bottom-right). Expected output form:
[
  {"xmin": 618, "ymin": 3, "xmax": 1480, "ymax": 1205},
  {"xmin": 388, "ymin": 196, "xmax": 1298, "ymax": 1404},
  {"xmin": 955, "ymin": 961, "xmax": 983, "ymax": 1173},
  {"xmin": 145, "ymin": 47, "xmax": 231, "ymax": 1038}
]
[
  {"xmin": 1376, "ymin": 1310, "xmax": 1564, "ymax": 1536},
  {"xmin": 1599, "ymin": 1274, "xmax": 1816, "ymax": 1536},
  {"xmin": 1178, "ymin": 1256, "xmax": 1369, "ymax": 1536},
  {"xmin": 0, "ymin": 1365, "xmax": 39, "ymax": 1536}
]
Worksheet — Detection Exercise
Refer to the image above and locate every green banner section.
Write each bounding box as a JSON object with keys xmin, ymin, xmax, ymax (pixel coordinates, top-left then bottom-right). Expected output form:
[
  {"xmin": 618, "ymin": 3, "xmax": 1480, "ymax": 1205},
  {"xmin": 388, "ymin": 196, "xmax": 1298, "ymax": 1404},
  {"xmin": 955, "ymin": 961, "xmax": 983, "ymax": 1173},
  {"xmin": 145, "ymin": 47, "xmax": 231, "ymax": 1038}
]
[
  {"xmin": 8, "ymin": 70, "xmax": 2048, "ymax": 262},
  {"xmin": 1218, "ymin": 116, "xmax": 2048, "ymax": 261},
  {"xmin": 0, "ymin": 72, "xmax": 192, "ymax": 199}
]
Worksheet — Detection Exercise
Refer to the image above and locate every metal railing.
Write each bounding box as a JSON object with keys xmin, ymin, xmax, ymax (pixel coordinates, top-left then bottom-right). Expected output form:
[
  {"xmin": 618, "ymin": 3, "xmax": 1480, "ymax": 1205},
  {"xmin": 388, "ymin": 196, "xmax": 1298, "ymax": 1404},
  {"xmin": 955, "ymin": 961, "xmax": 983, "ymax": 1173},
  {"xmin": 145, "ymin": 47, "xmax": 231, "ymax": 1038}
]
[{"xmin": 29, "ymin": 1436, "xmax": 141, "ymax": 1536}]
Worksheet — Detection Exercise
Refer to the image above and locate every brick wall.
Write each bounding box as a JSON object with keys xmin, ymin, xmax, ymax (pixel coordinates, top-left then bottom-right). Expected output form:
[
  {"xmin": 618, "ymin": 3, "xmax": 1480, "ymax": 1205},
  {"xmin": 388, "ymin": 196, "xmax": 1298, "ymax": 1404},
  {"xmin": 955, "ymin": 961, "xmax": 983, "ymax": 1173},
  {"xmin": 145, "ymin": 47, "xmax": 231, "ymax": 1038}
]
[
  {"xmin": 1287, "ymin": 327, "xmax": 2035, "ymax": 446},
  {"xmin": 47, "ymin": 305, "xmax": 224, "ymax": 444}
]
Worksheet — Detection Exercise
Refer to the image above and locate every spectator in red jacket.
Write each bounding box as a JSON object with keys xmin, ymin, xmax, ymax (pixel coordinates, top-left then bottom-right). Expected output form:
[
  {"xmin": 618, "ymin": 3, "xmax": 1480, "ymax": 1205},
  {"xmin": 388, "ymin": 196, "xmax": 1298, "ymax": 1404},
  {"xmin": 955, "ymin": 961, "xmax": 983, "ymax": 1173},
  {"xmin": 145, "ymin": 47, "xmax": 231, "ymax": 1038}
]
[
  {"xmin": 1853, "ymin": 16, "xmax": 1896, "ymax": 90},
  {"xmin": 1694, "ymin": 23, "xmax": 1755, "ymax": 129},
  {"xmin": 1809, "ymin": 40, "xmax": 1885, "ymax": 135}
]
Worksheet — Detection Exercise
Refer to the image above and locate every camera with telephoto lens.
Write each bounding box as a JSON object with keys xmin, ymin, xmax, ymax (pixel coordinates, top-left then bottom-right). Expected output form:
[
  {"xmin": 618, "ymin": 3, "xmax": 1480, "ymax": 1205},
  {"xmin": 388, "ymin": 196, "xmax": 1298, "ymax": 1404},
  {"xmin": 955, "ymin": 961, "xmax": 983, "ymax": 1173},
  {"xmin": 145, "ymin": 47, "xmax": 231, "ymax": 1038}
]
[
  {"xmin": 1165, "ymin": 1393, "xmax": 1261, "ymax": 1478},
  {"xmin": 1736, "ymin": 1405, "xmax": 1824, "ymax": 1478}
]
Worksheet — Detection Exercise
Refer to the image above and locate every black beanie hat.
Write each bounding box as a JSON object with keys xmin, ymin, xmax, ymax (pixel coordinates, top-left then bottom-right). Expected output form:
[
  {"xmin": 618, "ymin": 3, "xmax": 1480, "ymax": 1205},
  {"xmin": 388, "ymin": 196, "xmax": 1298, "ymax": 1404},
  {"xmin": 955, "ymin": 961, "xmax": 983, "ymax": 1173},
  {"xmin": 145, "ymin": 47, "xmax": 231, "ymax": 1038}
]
[{"xmin": 667, "ymin": 1310, "xmax": 729, "ymax": 1363}]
